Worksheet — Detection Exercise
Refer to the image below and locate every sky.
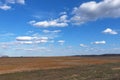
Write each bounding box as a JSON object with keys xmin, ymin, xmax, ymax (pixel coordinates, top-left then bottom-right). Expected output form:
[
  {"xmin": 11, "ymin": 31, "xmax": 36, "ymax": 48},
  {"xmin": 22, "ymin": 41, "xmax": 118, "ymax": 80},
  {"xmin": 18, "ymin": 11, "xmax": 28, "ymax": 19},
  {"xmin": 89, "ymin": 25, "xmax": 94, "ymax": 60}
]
[{"xmin": 0, "ymin": 0, "xmax": 120, "ymax": 56}]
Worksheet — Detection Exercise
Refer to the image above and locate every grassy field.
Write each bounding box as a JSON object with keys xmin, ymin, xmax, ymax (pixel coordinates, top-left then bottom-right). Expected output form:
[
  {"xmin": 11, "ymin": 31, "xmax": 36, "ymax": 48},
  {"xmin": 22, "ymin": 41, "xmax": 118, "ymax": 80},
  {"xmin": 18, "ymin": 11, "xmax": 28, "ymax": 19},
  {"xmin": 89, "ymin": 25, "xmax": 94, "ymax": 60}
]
[{"xmin": 0, "ymin": 56, "xmax": 120, "ymax": 80}]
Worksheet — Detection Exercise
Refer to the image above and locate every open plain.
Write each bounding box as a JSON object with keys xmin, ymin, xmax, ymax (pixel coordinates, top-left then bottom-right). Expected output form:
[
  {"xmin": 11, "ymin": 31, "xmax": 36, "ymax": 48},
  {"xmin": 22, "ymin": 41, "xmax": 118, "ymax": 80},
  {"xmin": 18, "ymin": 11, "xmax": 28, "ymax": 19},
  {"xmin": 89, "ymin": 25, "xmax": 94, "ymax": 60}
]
[{"xmin": 0, "ymin": 56, "xmax": 120, "ymax": 80}]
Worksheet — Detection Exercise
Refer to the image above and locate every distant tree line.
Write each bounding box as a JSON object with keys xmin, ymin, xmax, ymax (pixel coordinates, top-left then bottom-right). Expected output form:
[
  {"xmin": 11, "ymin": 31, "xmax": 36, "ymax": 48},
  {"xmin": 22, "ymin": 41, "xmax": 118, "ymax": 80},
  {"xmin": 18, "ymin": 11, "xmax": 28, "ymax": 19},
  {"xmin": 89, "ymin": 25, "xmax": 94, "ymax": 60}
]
[{"xmin": 73, "ymin": 54, "xmax": 120, "ymax": 57}]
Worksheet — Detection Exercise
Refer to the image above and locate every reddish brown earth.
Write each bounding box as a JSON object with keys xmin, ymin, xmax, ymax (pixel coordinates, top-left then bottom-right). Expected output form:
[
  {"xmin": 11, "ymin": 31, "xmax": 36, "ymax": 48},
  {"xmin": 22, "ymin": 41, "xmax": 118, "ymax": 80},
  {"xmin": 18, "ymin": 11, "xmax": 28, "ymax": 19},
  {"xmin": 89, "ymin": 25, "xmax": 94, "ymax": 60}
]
[{"xmin": 0, "ymin": 56, "xmax": 120, "ymax": 74}]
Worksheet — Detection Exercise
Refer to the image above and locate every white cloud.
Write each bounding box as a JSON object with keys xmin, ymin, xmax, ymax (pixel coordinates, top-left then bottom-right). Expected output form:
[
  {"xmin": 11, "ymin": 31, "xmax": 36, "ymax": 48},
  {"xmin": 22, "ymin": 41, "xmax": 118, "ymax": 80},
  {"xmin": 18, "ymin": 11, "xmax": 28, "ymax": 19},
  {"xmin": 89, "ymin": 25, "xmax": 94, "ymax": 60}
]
[
  {"xmin": 40, "ymin": 37, "xmax": 48, "ymax": 40},
  {"xmin": 16, "ymin": 0, "xmax": 25, "ymax": 4},
  {"xmin": 6, "ymin": 0, "xmax": 15, "ymax": 4},
  {"xmin": 0, "ymin": 4, "xmax": 11, "ymax": 10},
  {"xmin": 29, "ymin": 15, "xmax": 68, "ymax": 27},
  {"xmin": 28, "ymin": 20, "xmax": 36, "ymax": 24},
  {"xmin": 17, "ymin": 41, "xmax": 33, "ymax": 45},
  {"xmin": 52, "ymin": 30, "xmax": 61, "ymax": 33},
  {"xmin": 102, "ymin": 28, "xmax": 118, "ymax": 35},
  {"xmin": 16, "ymin": 36, "xmax": 33, "ymax": 41},
  {"xmin": 58, "ymin": 40, "xmax": 65, "ymax": 45},
  {"xmin": 39, "ymin": 37, "xmax": 48, "ymax": 43},
  {"xmin": 58, "ymin": 15, "xmax": 68, "ymax": 23},
  {"xmin": 43, "ymin": 30, "xmax": 61, "ymax": 33},
  {"xmin": 80, "ymin": 44, "xmax": 87, "ymax": 47},
  {"xmin": 92, "ymin": 40, "xmax": 106, "ymax": 44},
  {"xmin": 71, "ymin": 0, "xmax": 120, "ymax": 25},
  {"xmin": 43, "ymin": 30, "xmax": 51, "ymax": 33},
  {"xmin": 30, "ymin": 20, "xmax": 68, "ymax": 27},
  {"xmin": 22, "ymin": 41, "xmax": 33, "ymax": 44},
  {"xmin": 6, "ymin": 0, "xmax": 25, "ymax": 4},
  {"xmin": 16, "ymin": 36, "xmax": 49, "ymax": 44},
  {"xmin": 60, "ymin": 11, "xmax": 67, "ymax": 15},
  {"xmin": 0, "ymin": 0, "xmax": 25, "ymax": 10},
  {"xmin": 40, "ymin": 39, "xmax": 48, "ymax": 43},
  {"xmin": 35, "ymin": 37, "xmax": 49, "ymax": 43}
]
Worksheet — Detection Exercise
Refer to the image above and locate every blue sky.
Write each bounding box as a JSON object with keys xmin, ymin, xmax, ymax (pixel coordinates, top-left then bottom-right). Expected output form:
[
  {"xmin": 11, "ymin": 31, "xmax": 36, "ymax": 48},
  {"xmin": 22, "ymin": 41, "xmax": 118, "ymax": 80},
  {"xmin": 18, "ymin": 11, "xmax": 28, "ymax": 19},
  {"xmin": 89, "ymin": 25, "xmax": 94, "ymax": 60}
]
[{"xmin": 0, "ymin": 0, "xmax": 120, "ymax": 56}]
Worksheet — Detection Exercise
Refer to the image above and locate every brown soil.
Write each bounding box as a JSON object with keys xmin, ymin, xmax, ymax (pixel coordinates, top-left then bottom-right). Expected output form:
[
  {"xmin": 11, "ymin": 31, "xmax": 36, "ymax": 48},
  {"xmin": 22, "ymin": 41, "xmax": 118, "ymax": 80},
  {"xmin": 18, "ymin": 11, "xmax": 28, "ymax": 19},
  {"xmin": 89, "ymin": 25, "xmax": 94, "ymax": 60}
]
[{"xmin": 0, "ymin": 56, "xmax": 120, "ymax": 74}]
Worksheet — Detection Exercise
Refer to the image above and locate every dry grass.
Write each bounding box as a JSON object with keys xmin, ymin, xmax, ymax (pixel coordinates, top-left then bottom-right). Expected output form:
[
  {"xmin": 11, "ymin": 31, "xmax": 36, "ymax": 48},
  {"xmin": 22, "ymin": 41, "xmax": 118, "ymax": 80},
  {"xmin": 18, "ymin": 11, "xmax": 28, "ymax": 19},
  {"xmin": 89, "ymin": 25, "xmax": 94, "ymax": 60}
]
[
  {"xmin": 0, "ymin": 62, "xmax": 120, "ymax": 80},
  {"xmin": 0, "ymin": 56, "xmax": 120, "ymax": 74}
]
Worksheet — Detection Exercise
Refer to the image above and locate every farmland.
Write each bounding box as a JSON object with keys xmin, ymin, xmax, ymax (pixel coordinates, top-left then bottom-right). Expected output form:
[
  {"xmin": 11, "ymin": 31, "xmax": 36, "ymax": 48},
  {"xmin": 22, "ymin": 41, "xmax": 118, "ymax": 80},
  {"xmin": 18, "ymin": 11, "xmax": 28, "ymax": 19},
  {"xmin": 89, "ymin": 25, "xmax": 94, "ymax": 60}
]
[{"xmin": 0, "ymin": 56, "xmax": 120, "ymax": 80}]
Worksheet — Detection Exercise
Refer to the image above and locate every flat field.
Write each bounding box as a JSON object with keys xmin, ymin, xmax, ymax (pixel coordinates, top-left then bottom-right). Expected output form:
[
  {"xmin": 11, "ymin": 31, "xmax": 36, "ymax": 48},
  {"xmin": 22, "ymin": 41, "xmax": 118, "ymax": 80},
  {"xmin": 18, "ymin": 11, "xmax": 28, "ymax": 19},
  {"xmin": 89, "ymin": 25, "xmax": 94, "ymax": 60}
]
[{"xmin": 0, "ymin": 56, "xmax": 120, "ymax": 80}]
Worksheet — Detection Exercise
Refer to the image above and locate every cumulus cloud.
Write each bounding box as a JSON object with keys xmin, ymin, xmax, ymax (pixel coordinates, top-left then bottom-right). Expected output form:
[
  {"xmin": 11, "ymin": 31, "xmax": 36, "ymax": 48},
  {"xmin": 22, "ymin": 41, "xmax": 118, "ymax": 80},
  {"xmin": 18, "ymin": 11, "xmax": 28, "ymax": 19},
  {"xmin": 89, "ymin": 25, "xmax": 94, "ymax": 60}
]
[
  {"xmin": 92, "ymin": 40, "xmax": 106, "ymax": 44},
  {"xmin": 29, "ymin": 15, "xmax": 68, "ymax": 27},
  {"xmin": 0, "ymin": 0, "xmax": 25, "ymax": 10},
  {"xmin": 102, "ymin": 28, "xmax": 118, "ymax": 35},
  {"xmin": 0, "ymin": 4, "xmax": 11, "ymax": 10},
  {"xmin": 16, "ymin": 36, "xmax": 50, "ymax": 44},
  {"xmin": 71, "ymin": 0, "xmax": 120, "ymax": 24},
  {"xmin": 16, "ymin": 36, "xmax": 33, "ymax": 41},
  {"xmin": 31, "ymin": 32, "xmax": 59, "ymax": 43}
]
